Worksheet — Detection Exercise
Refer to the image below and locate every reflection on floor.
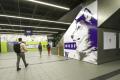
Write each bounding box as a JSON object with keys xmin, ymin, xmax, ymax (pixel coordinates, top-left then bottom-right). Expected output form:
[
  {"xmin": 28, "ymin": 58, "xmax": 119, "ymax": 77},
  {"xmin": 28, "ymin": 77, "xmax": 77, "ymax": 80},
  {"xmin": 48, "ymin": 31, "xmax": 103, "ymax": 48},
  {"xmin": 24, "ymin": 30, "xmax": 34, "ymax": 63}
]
[
  {"xmin": 0, "ymin": 51, "xmax": 65, "ymax": 68},
  {"xmin": 0, "ymin": 51, "xmax": 120, "ymax": 80}
]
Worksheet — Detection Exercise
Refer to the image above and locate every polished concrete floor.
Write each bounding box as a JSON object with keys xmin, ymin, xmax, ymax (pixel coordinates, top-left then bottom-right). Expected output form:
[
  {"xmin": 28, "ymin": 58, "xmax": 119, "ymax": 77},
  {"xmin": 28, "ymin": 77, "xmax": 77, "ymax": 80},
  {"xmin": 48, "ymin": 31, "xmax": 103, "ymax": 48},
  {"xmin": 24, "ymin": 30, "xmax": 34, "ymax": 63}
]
[{"xmin": 0, "ymin": 51, "xmax": 120, "ymax": 80}]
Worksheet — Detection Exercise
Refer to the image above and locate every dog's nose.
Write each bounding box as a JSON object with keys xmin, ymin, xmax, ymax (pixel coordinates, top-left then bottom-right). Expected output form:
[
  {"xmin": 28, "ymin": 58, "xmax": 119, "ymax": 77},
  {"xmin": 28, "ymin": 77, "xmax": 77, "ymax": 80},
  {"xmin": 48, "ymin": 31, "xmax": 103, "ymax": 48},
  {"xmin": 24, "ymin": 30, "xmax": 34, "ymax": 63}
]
[
  {"xmin": 71, "ymin": 35, "xmax": 73, "ymax": 39},
  {"xmin": 77, "ymin": 38, "xmax": 80, "ymax": 40}
]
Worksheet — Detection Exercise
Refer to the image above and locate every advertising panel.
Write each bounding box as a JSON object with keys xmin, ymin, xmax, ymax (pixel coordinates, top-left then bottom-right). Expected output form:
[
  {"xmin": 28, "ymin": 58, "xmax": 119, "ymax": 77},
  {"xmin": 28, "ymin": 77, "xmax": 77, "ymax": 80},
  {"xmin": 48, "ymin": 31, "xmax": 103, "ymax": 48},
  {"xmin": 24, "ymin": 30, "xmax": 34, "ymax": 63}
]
[
  {"xmin": 64, "ymin": 1, "xmax": 97, "ymax": 64},
  {"xmin": 103, "ymin": 32, "xmax": 116, "ymax": 49}
]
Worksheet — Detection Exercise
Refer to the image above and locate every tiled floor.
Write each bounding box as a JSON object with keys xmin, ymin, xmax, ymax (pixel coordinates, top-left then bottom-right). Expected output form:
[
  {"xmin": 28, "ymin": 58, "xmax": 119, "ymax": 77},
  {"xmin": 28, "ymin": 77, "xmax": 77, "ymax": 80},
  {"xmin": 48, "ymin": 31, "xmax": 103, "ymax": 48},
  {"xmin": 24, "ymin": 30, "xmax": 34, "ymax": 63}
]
[
  {"xmin": 0, "ymin": 51, "xmax": 65, "ymax": 68},
  {"xmin": 107, "ymin": 74, "xmax": 120, "ymax": 80},
  {"xmin": 0, "ymin": 51, "xmax": 120, "ymax": 80}
]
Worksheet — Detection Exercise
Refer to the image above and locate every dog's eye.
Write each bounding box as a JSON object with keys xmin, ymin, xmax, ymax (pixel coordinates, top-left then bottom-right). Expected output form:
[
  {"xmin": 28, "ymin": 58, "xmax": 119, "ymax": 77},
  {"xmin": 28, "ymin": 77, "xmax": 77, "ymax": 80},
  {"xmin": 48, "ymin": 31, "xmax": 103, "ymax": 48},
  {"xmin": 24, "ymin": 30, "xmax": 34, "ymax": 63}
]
[{"xmin": 77, "ymin": 26, "xmax": 80, "ymax": 30}]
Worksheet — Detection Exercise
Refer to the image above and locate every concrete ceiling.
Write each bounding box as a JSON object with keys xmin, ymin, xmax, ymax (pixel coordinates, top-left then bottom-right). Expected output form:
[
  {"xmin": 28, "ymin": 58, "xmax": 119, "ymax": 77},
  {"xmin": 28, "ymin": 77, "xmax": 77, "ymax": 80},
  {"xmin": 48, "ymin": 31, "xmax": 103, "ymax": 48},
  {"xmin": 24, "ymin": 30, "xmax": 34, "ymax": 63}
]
[
  {"xmin": 0, "ymin": 0, "xmax": 85, "ymax": 36},
  {"xmin": 100, "ymin": 8, "xmax": 120, "ymax": 30}
]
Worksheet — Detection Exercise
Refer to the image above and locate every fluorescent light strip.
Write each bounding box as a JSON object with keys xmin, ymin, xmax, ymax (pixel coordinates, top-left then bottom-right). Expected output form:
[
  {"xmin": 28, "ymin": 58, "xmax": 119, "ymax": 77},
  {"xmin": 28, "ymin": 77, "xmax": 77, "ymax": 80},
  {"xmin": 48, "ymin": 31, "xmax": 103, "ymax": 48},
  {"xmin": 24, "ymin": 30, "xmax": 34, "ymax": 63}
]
[
  {"xmin": 0, "ymin": 32, "xmax": 14, "ymax": 34},
  {"xmin": 0, "ymin": 23, "xmax": 66, "ymax": 30},
  {"xmin": 0, "ymin": 14, "xmax": 71, "ymax": 25},
  {"xmin": 34, "ymin": 27, "xmax": 66, "ymax": 30},
  {"xmin": 33, "ymin": 31, "xmax": 58, "ymax": 33},
  {"xmin": 32, "ymin": 33, "xmax": 53, "ymax": 35},
  {"xmin": 0, "ymin": 29, "xmax": 24, "ymax": 32},
  {"xmin": 0, "ymin": 28, "xmax": 58, "ymax": 33},
  {"xmin": 0, "ymin": 32, "xmax": 53, "ymax": 35},
  {"xmin": 28, "ymin": 0, "xmax": 70, "ymax": 10}
]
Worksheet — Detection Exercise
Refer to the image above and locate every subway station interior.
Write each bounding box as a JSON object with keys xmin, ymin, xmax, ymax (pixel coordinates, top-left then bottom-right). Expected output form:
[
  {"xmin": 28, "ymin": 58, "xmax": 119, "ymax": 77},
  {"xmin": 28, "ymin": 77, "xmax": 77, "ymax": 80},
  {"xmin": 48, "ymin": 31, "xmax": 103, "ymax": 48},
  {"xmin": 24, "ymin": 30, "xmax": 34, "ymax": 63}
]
[{"xmin": 0, "ymin": 0, "xmax": 120, "ymax": 80}]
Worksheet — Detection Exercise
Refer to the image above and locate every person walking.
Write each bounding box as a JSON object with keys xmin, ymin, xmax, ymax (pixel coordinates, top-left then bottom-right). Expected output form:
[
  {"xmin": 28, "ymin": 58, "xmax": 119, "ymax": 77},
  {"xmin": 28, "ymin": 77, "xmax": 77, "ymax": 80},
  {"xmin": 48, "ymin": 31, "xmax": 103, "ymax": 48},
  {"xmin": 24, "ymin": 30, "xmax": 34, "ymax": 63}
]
[
  {"xmin": 47, "ymin": 43, "xmax": 51, "ymax": 56},
  {"xmin": 38, "ymin": 42, "xmax": 42, "ymax": 56},
  {"xmin": 15, "ymin": 38, "xmax": 28, "ymax": 71}
]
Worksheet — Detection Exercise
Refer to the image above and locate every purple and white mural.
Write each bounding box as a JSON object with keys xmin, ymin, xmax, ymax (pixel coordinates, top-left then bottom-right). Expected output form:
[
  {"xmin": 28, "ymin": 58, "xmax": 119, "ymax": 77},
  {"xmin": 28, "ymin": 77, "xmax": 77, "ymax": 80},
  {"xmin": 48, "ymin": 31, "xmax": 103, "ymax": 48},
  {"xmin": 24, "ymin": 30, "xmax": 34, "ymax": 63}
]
[{"xmin": 64, "ymin": 1, "xmax": 97, "ymax": 64}]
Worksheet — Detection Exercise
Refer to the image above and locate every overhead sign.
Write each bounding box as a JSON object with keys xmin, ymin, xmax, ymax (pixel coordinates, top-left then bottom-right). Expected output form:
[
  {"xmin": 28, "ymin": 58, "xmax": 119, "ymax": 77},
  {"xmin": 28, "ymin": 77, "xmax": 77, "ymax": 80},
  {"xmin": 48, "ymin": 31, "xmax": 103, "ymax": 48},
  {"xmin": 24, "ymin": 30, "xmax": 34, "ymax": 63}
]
[{"xmin": 25, "ymin": 29, "xmax": 32, "ymax": 35}]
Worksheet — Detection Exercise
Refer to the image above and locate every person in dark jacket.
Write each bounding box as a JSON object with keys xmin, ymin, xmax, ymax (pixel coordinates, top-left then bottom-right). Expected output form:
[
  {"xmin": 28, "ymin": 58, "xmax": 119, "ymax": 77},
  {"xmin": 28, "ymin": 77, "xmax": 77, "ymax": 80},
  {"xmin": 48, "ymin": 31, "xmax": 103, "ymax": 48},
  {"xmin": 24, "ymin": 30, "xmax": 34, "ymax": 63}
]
[
  {"xmin": 38, "ymin": 42, "xmax": 42, "ymax": 56},
  {"xmin": 47, "ymin": 43, "xmax": 51, "ymax": 56}
]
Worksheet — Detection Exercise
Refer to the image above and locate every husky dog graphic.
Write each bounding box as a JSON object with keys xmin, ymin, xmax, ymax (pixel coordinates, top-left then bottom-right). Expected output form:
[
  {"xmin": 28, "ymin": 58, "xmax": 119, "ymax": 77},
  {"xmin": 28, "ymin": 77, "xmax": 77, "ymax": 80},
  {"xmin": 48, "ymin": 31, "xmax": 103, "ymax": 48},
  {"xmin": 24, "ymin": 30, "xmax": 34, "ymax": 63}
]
[{"xmin": 71, "ymin": 8, "xmax": 97, "ymax": 64}]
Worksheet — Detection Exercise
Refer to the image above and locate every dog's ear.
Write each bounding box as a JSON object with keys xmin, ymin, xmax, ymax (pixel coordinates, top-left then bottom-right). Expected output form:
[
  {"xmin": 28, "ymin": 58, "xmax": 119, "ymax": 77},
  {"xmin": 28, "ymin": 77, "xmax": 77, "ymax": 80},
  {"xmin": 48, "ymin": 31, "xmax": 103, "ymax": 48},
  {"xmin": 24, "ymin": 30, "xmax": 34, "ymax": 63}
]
[{"xmin": 84, "ymin": 8, "xmax": 92, "ymax": 14}]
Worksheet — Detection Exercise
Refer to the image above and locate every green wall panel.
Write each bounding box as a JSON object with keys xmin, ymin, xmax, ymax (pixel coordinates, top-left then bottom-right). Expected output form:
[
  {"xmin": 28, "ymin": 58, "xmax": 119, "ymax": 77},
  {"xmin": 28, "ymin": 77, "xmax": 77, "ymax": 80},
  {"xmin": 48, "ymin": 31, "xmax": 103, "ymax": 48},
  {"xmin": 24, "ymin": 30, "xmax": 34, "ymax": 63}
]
[{"xmin": 1, "ymin": 42, "xmax": 7, "ymax": 53}]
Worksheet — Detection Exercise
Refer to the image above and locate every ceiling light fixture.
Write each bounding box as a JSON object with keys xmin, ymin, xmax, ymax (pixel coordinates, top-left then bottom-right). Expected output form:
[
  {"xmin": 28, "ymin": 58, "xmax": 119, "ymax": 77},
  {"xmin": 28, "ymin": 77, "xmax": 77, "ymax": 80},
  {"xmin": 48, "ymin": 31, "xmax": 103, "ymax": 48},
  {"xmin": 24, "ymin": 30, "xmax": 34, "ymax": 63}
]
[
  {"xmin": 0, "ymin": 29, "xmax": 58, "ymax": 33},
  {"xmin": 0, "ymin": 29, "xmax": 24, "ymax": 32},
  {"xmin": 27, "ymin": 0, "xmax": 70, "ymax": 10},
  {"xmin": 0, "ymin": 28, "xmax": 58, "ymax": 33},
  {"xmin": 33, "ymin": 31, "xmax": 58, "ymax": 33},
  {"xmin": 0, "ymin": 32, "xmax": 55, "ymax": 35},
  {"xmin": 0, "ymin": 14, "xmax": 71, "ymax": 25},
  {"xmin": 0, "ymin": 23, "xmax": 66, "ymax": 30}
]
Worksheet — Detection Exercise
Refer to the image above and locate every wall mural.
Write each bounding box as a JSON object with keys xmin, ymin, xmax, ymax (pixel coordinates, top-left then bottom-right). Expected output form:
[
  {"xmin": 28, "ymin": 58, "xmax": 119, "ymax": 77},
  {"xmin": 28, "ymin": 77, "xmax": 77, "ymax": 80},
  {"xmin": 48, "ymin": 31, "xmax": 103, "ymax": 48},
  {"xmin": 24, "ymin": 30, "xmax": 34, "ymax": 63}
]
[{"xmin": 64, "ymin": 1, "xmax": 97, "ymax": 64}]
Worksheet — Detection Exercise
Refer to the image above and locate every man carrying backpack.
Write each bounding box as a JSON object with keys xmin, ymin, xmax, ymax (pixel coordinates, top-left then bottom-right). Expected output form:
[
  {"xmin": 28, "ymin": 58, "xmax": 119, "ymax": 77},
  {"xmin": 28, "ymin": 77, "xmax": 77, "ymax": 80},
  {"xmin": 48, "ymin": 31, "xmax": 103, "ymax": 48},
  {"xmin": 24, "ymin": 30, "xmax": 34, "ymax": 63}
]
[{"xmin": 14, "ymin": 38, "xmax": 28, "ymax": 71}]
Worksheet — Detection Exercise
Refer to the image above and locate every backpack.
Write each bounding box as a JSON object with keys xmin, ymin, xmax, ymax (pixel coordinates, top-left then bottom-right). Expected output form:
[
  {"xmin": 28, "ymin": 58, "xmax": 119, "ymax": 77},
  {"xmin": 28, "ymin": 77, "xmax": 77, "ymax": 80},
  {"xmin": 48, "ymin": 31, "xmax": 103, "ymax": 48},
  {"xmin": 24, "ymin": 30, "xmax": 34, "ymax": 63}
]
[
  {"xmin": 13, "ymin": 42, "xmax": 21, "ymax": 54},
  {"xmin": 38, "ymin": 44, "xmax": 42, "ymax": 49},
  {"xmin": 47, "ymin": 44, "xmax": 50, "ymax": 49}
]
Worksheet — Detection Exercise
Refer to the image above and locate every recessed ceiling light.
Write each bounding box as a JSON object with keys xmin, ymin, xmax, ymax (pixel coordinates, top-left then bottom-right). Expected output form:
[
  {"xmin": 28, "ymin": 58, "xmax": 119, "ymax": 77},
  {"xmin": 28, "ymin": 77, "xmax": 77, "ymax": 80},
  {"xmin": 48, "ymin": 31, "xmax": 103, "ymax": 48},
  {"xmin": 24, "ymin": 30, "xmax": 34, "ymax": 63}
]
[
  {"xmin": 27, "ymin": 0, "xmax": 70, "ymax": 10},
  {"xmin": 0, "ymin": 14, "xmax": 71, "ymax": 25},
  {"xmin": 0, "ymin": 23, "xmax": 66, "ymax": 30}
]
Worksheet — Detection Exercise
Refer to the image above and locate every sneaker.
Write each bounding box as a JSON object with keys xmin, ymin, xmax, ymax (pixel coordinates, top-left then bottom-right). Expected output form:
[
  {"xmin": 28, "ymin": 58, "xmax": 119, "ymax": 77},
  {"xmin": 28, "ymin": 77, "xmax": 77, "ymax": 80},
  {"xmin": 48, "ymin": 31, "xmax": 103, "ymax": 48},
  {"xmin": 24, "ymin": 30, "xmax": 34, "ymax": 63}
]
[
  {"xmin": 17, "ymin": 68, "xmax": 21, "ymax": 71},
  {"xmin": 25, "ymin": 64, "xmax": 29, "ymax": 68}
]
